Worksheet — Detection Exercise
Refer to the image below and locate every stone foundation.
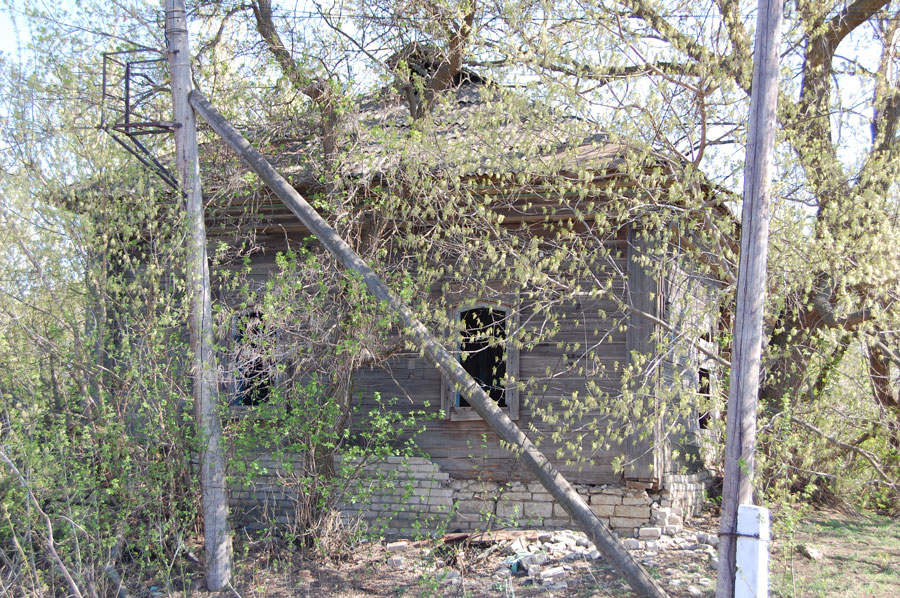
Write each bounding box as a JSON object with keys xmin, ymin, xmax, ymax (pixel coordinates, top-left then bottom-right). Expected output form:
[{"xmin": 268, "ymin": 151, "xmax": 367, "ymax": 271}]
[
  {"xmin": 228, "ymin": 452, "xmax": 305, "ymax": 530},
  {"xmin": 229, "ymin": 455, "xmax": 710, "ymax": 538},
  {"xmin": 337, "ymin": 456, "xmax": 455, "ymax": 537},
  {"xmin": 658, "ymin": 472, "xmax": 711, "ymax": 519}
]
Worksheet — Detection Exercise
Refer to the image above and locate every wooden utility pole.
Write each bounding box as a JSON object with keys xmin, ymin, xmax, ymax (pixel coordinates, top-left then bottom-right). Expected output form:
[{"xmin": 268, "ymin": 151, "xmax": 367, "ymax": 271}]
[
  {"xmin": 716, "ymin": 0, "xmax": 783, "ymax": 596},
  {"xmin": 165, "ymin": 0, "xmax": 232, "ymax": 590},
  {"xmin": 189, "ymin": 90, "xmax": 669, "ymax": 598}
]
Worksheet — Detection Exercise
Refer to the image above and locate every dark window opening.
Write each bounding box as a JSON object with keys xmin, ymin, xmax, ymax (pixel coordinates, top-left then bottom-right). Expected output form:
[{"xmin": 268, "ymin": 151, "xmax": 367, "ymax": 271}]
[
  {"xmin": 457, "ymin": 306, "xmax": 507, "ymax": 408},
  {"xmin": 698, "ymin": 367, "xmax": 712, "ymax": 429},
  {"xmin": 233, "ymin": 311, "xmax": 272, "ymax": 406}
]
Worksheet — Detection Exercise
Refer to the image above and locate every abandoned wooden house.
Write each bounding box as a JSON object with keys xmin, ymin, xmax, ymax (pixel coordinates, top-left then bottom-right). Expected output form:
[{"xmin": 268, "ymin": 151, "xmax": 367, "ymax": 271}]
[{"xmin": 199, "ymin": 73, "xmax": 734, "ymax": 539}]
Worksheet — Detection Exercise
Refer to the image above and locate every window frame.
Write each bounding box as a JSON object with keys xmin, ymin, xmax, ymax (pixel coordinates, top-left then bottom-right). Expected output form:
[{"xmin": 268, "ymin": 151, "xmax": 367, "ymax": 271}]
[
  {"xmin": 229, "ymin": 308, "xmax": 278, "ymax": 409},
  {"xmin": 694, "ymin": 331, "xmax": 719, "ymax": 432},
  {"xmin": 440, "ymin": 302, "xmax": 520, "ymax": 421}
]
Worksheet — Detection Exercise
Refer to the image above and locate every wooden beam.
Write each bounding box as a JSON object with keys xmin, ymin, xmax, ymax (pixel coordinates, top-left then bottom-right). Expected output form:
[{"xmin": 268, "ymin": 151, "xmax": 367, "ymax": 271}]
[
  {"xmin": 164, "ymin": 1, "xmax": 232, "ymax": 590},
  {"xmin": 715, "ymin": 1, "xmax": 783, "ymax": 596}
]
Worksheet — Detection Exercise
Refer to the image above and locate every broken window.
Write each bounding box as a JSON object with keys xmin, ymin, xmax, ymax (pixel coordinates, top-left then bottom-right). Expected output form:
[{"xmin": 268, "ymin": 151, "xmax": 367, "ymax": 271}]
[
  {"xmin": 441, "ymin": 304, "xmax": 519, "ymax": 421},
  {"xmin": 458, "ymin": 306, "xmax": 508, "ymax": 408},
  {"xmin": 231, "ymin": 310, "xmax": 274, "ymax": 406},
  {"xmin": 697, "ymin": 367, "xmax": 712, "ymax": 429}
]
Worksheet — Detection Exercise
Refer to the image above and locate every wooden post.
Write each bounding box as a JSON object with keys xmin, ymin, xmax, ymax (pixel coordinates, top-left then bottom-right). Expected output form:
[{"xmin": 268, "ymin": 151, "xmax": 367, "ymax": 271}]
[
  {"xmin": 189, "ymin": 90, "xmax": 669, "ymax": 598},
  {"xmin": 716, "ymin": 0, "xmax": 782, "ymax": 596},
  {"xmin": 164, "ymin": 1, "xmax": 232, "ymax": 590}
]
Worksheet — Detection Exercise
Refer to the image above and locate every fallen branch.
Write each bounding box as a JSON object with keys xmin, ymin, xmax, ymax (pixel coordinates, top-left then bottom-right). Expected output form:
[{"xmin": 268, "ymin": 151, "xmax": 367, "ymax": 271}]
[{"xmin": 788, "ymin": 417, "xmax": 899, "ymax": 491}]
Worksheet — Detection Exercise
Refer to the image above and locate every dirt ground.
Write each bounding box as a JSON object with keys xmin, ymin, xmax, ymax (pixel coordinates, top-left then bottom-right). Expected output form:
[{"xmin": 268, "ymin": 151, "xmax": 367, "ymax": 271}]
[
  {"xmin": 768, "ymin": 510, "xmax": 900, "ymax": 598},
  {"xmin": 168, "ymin": 507, "xmax": 900, "ymax": 598},
  {"xmin": 217, "ymin": 513, "xmax": 723, "ymax": 598}
]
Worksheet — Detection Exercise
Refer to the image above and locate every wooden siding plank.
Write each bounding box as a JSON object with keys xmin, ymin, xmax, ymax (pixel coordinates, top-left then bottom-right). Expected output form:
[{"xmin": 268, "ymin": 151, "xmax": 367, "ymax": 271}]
[{"xmin": 623, "ymin": 226, "xmax": 662, "ymax": 483}]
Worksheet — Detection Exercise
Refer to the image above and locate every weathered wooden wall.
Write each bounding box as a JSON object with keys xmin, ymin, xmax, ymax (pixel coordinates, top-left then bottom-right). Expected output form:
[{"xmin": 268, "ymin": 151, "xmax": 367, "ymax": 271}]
[
  {"xmin": 656, "ymin": 242, "xmax": 727, "ymax": 477},
  {"xmin": 210, "ymin": 214, "xmax": 722, "ymax": 488},
  {"xmin": 351, "ymin": 238, "xmax": 631, "ymax": 485}
]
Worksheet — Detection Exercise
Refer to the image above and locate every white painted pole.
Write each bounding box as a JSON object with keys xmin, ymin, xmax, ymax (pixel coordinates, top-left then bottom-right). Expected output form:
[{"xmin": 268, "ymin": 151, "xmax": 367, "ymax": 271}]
[{"xmin": 735, "ymin": 504, "xmax": 770, "ymax": 598}]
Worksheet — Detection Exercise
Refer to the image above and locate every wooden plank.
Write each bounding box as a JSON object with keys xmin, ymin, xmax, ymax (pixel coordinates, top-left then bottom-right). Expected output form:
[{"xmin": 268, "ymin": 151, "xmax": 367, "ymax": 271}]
[{"xmin": 624, "ymin": 225, "xmax": 662, "ymax": 484}]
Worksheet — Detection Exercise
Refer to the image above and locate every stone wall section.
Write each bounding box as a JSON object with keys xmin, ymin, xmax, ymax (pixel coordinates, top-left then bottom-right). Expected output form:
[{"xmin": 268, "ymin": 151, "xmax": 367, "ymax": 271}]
[
  {"xmin": 228, "ymin": 452, "xmax": 305, "ymax": 530},
  {"xmin": 229, "ymin": 455, "xmax": 710, "ymax": 538},
  {"xmin": 338, "ymin": 456, "xmax": 455, "ymax": 537},
  {"xmin": 229, "ymin": 455, "xmax": 456, "ymax": 536}
]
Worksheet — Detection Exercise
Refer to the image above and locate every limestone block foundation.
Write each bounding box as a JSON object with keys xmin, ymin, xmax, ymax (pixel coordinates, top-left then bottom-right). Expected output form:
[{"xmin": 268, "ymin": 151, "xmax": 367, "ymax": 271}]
[{"xmin": 229, "ymin": 455, "xmax": 710, "ymax": 538}]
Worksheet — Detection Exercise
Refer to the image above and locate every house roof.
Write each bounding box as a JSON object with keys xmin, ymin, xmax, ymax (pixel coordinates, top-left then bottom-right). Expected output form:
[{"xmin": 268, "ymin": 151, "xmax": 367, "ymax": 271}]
[
  {"xmin": 200, "ymin": 82, "xmax": 652, "ymax": 199},
  {"xmin": 199, "ymin": 80, "xmax": 737, "ymax": 285}
]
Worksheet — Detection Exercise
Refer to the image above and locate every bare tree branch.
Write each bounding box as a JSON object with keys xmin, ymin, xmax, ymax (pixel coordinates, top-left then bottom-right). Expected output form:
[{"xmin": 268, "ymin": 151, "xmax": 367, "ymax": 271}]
[
  {"xmin": 249, "ymin": 1, "xmax": 338, "ymax": 164},
  {"xmin": 715, "ymin": 0, "xmax": 752, "ymax": 72},
  {"xmin": 789, "ymin": 416, "xmax": 899, "ymax": 490},
  {"xmin": 625, "ymin": 0, "xmax": 751, "ymax": 92},
  {"xmin": 0, "ymin": 450, "xmax": 85, "ymax": 598},
  {"xmin": 811, "ymin": 285, "xmax": 871, "ymax": 329}
]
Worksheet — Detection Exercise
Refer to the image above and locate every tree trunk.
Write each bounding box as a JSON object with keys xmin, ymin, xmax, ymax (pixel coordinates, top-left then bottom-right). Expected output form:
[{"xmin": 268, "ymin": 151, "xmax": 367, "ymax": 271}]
[
  {"xmin": 189, "ymin": 89, "xmax": 668, "ymax": 598},
  {"xmin": 868, "ymin": 343, "xmax": 900, "ymax": 452},
  {"xmin": 165, "ymin": 1, "xmax": 232, "ymax": 590}
]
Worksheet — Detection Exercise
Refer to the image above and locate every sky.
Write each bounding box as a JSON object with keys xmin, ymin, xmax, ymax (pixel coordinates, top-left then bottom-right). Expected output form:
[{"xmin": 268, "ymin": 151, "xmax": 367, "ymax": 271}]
[
  {"xmin": 0, "ymin": 4, "xmax": 24, "ymax": 59},
  {"xmin": 0, "ymin": 1, "xmax": 81, "ymax": 60}
]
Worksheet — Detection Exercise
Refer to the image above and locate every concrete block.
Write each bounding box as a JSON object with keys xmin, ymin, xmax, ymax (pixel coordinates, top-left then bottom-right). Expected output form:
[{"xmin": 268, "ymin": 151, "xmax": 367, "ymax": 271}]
[
  {"xmin": 520, "ymin": 552, "xmax": 549, "ymax": 568},
  {"xmin": 614, "ymin": 505, "xmax": 651, "ymax": 519},
  {"xmin": 502, "ymin": 491, "xmax": 533, "ymax": 501},
  {"xmin": 638, "ymin": 527, "xmax": 662, "ymax": 539},
  {"xmin": 496, "ymin": 502, "xmax": 522, "ymax": 518},
  {"xmin": 590, "ymin": 504, "xmax": 616, "ymax": 518},
  {"xmin": 590, "ymin": 494, "xmax": 623, "ymax": 505},
  {"xmin": 456, "ymin": 500, "xmax": 490, "ymax": 514},
  {"xmin": 543, "ymin": 518, "xmax": 572, "ymax": 528},
  {"xmin": 598, "ymin": 486, "xmax": 625, "ymax": 496},
  {"xmin": 525, "ymin": 501, "xmax": 553, "ymax": 518},
  {"xmin": 419, "ymin": 488, "xmax": 454, "ymax": 500},
  {"xmin": 386, "ymin": 541, "xmax": 409, "ymax": 552},
  {"xmin": 623, "ymin": 495, "xmax": 652, "ymax": 506},
  {"xmin": 539, "ymin": 566, "xmax": 566, "ymax": 581},
  {"xmin": 610, "ymin": 517, "xmax": 644, "ymax": 531}
]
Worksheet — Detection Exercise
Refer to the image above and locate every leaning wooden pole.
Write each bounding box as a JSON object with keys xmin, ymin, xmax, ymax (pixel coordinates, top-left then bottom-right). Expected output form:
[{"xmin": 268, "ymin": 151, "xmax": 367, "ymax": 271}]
[
  {"xmin": 715, "ymin": 0, "xmax": 783, "ymax": 596},
  {"xmin": 165, "ymin": 1, "xmax": 232, "ymax": 590},
  {"xmin": 189, "ymin": 90, "xmax": 668, "ymax": 598}
]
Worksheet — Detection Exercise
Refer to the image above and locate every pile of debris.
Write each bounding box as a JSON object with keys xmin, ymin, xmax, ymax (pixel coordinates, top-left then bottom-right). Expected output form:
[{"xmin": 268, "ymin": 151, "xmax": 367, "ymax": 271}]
[
  {"xmin": 499, "ymin": 530, "xmax": 601, "ymax": 591},
  {"xmin": 380, "ymin": 521, "xmax": 722, "ymax": 594}
]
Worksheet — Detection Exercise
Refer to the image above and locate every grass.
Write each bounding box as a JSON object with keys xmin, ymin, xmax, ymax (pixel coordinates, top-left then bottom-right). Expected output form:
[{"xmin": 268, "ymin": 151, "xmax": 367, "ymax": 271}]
[{"xmin": 771, "ymin": 511, "xmax": 900, "ymax": 598}]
